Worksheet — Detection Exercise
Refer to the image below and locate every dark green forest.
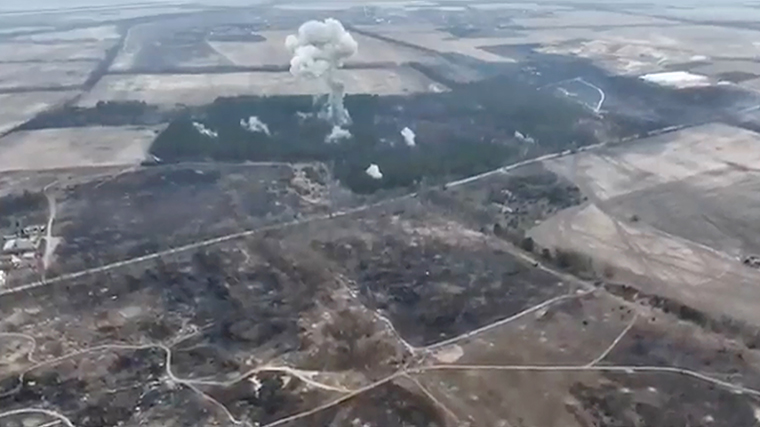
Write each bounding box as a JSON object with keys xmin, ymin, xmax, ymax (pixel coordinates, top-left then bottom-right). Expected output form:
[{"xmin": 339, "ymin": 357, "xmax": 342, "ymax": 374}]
[{"xmin": 150, "ymin": 74, "xmax": 600, "ymax": 193}]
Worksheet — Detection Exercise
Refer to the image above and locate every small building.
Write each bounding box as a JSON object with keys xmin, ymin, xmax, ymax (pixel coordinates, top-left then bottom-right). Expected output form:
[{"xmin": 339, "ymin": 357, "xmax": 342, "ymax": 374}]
[{"xmin": 2, "ymin": 238, "xmax": 39, "ymax": 255}]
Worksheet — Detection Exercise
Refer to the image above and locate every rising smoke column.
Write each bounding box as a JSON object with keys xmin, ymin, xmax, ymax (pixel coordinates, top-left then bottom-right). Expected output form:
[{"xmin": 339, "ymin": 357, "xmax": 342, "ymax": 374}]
[{"xmin": 285, "ymin": 19, "xmax": 358, "ymax": 126}]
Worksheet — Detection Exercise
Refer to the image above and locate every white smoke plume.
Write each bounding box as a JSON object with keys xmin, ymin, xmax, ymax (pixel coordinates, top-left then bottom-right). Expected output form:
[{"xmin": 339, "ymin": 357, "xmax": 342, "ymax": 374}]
[
  {"xmin": 296, "ymin": 111, "xmax": 314, "ymax": 122},
  {"xmin": 401, "ymin": 127, "xmax": 416, "ymax": 147},
  {"xmin": 366, "ymin": 164, "xmax": 383, "ymax": 180},
  {"xmin": 240, "ymin": 116, "xmax": 271, "ymax": 135},
  {"xmin": 325, "ymin": 125, "xmax": 352, "ymax": 143},
  {"xmin": 514, "ymin": 130, "xmax": 535, "ymax": 144},
  {"xmin": 285, "ymin": 19, "xmax": 358, "ymax": 126},
  {"xmin": 193, "ymin": 122, "xmax": 218, "ymax": 139}
]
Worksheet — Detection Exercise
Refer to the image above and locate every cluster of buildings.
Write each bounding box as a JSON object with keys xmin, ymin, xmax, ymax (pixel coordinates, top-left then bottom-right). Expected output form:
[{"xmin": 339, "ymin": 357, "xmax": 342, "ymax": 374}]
[{"xmin": 0, "ymin": 223, "xmax": 45, "ymax": 287}]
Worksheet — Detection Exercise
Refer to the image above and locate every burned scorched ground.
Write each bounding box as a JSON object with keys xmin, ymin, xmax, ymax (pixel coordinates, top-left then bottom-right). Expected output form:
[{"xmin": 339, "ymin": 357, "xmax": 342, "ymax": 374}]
[
  {"xmin": 0, "ymin": 162, "xmax": 361, "ymax": 286},
  {"xmin": 4, "ymin": 181, "xmax": 760, "ymax": 426}
]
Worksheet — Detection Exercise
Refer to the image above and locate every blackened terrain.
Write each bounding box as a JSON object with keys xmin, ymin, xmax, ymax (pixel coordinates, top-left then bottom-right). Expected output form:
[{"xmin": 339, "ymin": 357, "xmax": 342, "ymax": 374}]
[{"xmin": 150, "ymin": 73, "xmax": 606, "ymax": 194}]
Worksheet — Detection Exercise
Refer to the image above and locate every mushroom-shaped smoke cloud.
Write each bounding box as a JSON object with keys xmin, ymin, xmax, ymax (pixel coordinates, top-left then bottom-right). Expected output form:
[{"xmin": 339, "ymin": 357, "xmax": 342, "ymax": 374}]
[{"xmin": 285, "ymin": 19, "xmax": 358, "ymax": 126}]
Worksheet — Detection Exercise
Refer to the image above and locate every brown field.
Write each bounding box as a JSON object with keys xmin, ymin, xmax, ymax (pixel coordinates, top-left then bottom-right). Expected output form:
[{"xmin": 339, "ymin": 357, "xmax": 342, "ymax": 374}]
[
  {"xmin": 511, "ymin": 10, "xmax": 677, "ymax": 28},
  {"xmin": 529, "ymin": 124, "xmax": 760, "ymax": 328},
  {"xmin": 0, "ymin": 90, "xmax": 77, "ymax": 134},
  {"xmin": 479, "ymin": 23, "xmax": 760, "ymax": 75},
  {"xmin": 209, "ymin": 31, "xmax": 429, "ymax": 67},
  {"xmin": 539, "ymin": 38, "xmax": 700, "ymax": 75},
  {"xmin": 469, "ymin": 2, "xmax": 573, "ymax": 11},
  {"xmin": 0, "ymin": 60, "xmax": 96, "ymax": 89},
  {"xmin": 356, "ymin": 25, "xmax": 517, "ymax": 63},
  {"xmin": 650, "ymin": 5, "xmax": 760, "ymax": 24},
  {"xmin": 0, "ymin": 41, "xmax": 111, "ymax": 62},
  {"xmin": 271, "ymin": 1, "xmax": 436, "ymax": 10},
  {"xmin": 12, "ymin": 25, "xmax": 120, "ymax": 42},
  {"xmin": 78, "ymin": 67, "xmax": 445, "ymax": 106},
  {"xmin": 0, "ymin": 125, "xmax": 161, "ymax": 172}
]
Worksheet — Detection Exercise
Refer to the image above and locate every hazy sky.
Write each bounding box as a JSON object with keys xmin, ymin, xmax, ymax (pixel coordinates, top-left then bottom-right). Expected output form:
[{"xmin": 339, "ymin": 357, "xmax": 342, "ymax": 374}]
[
  {"xmin": 0, "ymin": 0, "xmax": 751, "ymax": 12},
  {"xmin": 0, "ymin": 0, "xmax": 176, "ymax": 11}
]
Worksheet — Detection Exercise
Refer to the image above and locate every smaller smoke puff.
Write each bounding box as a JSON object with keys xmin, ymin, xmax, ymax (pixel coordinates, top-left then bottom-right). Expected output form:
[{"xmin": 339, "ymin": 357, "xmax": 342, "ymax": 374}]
[
  {"xmin": 193, "ymin": 122, "xmax": 218, "ymax": 139},
  {"xmin": 240, "ymin": 116, "xmax": 271, "ymax": 135},
  {"xmin": 514, "ymin": 130, "xmax": 535, "ymax": 144},
  {"xmin": 429, "ymin": 83, "xmax": 446, "ymax": 93},
  {"xmin": 366, "ymin": 164, "xmax": 383, "ymax": 180},
  {"xmin": 401, "ymin": 127, "xmax": 416, "ymax": 147},
  {"xmin": 296, "ymin": 111, "xmax": 314, "ymax": 121},
  {"xmin": 325, "ymin": 125, "xmax": 352, "ymax": 143}
]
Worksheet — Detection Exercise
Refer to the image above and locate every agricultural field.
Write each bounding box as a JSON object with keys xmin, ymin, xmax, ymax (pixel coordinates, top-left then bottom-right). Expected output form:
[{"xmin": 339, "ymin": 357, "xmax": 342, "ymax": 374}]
[
  {"xmin": 648, "ymin": 4, "xmax": 760, "ymax": 23},
  {"xmin": 209, "ymin": 31, "xmax": 429, "ymax": 67},
  {"xmin": 11, "ymin": 25, "xmax": 120, "ymax": 42},
  {"xmin": 0, "ymin": 61, "xmax": 97, "ymax": 90},
  {"xmin": 0, "ymin": 125, "xmax": 162, "ymax": 172},
  {"xmin": 511, "ymin": 10, "xmax": 678, "ymax": 28},
  {"xmin": 356, "ymin": 25, "xmax": 516, "ymax": 63},
  {"xmin": 468, "ymin": 2, "xmax": 573, "ymax": 11},
  {"xmin": 0, "ymin": 41, "xmax": 112, "ymax": 62},
  {"xmin": 109, "ymin": 20, "xmax": 233, "ymax": 72},
  {"xmin": 79, "ymin": 68, "xmax": 443, "ymax": 106},
  {"xmin": 0, "ymin": 91, "xmax": 77, "ymax": 134},
  {"xmin": 529, "ymin": 124, "xmax": 760, "ymax": 328}
]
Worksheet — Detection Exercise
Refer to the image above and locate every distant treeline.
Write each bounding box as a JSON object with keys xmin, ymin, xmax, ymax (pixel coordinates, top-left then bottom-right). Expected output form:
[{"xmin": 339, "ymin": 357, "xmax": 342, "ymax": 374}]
[
  {"xmin": 19, "ymin": 101, "xmax": 173, "ymax": 130},
  {"xmin": 151, "ymin": 73, "xmax": 600, "ymax": 194}
]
